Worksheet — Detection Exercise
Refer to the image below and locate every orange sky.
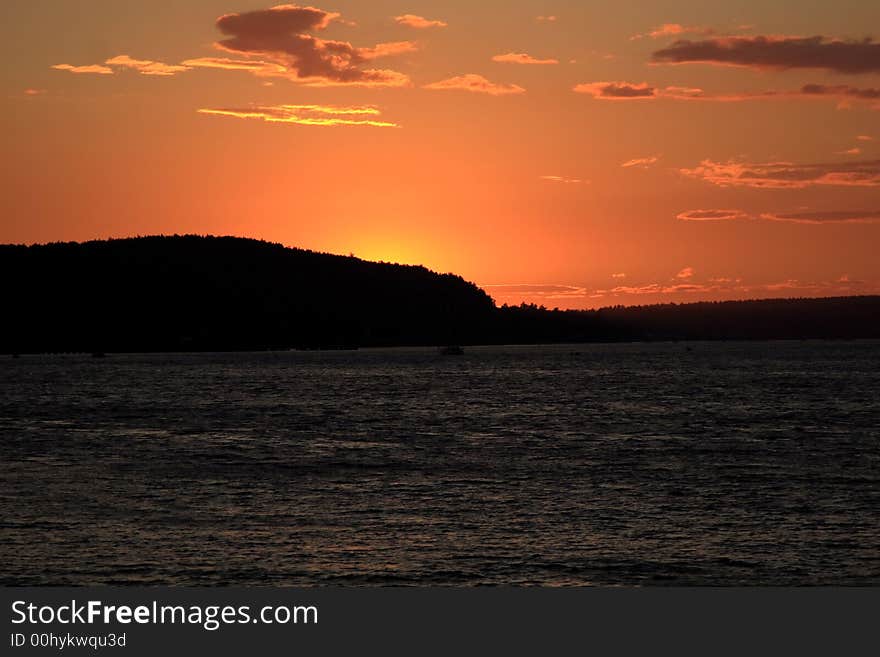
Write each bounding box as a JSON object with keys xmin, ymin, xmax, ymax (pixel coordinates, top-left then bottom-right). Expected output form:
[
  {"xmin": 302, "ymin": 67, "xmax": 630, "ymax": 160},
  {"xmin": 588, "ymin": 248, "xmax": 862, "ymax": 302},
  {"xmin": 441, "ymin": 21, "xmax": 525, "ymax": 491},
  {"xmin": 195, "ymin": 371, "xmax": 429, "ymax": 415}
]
[{"xmin": 3, "ymin": 1, "xmax": 880, "ymax": 308}]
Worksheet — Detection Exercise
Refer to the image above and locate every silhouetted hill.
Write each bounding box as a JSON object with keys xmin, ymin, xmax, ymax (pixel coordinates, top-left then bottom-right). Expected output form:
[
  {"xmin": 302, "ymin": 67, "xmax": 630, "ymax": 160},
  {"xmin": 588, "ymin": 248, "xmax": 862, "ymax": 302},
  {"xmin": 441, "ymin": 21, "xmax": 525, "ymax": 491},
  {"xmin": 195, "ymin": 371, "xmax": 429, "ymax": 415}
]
[
  {"xmin": 0, "ymin": 236, "xmax": 494, "ymax": 352},
  {"xmin": 1, "ymin": 235, "xmax": 878, "ymax": 352}
]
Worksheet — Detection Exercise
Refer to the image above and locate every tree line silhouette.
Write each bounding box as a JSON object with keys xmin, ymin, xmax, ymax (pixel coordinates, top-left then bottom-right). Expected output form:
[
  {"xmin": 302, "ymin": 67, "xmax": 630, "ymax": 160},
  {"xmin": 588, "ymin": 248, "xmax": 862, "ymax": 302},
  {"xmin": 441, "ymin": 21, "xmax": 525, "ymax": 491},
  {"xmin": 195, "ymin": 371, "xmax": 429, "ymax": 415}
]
[{"xmin": 1, "ymin": 235, "xmax": 878, "ymax": 353}]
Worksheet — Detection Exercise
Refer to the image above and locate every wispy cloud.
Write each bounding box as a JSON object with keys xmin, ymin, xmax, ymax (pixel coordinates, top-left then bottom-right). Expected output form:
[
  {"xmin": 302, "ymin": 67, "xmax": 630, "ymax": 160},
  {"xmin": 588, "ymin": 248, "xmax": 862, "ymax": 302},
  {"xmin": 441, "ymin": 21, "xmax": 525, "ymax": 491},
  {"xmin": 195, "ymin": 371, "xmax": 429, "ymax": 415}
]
[
  {"xmin": 181, "ymin": 57, "xmax": 285, "ymax": 72},
  {"xmin": 492, "ymin": 52, "xmax": 558, "ymax": 65},
  {"xmin": 573, "ymin": 81, "xmax": 657, "ymax": 99},
  {"xmin": 677, "ymin": 209, "xmax": 750, "ymax": 221},
  {"xmin": 681, "ymin": 159, "xmax": 880, "ymax": 189},
  {"xmin": 51, "ymin": 63, "xmax": 113, "ymax": 75},
  {"xmin": 484, "ymin": 284, "xmax": 586, "ymax": 295},
  {"xmin": 360, "ymin": 41, "xmax": 419, "ymax": 58},
  {"xmin": 424, "ymin": 74, "xmax": 525, "ymax": 95},
  {"xmin": 801, "ymin": 84, "xmax": 880, "ymax": 101},
  {"xmin": 573, "ymin": 81, "xmax": 717, "ymax": 100},
  {"xmin": 598, "ymin": 283, "xmax": 710, "ymax": 296},
  {"xmin": 631, "ymin": 23, "xmax": 716, "ymax": 41},
  {"xmin": 104, "ymin": 55, "xmax": 189, "ymax": 76},
  {"xmin": 53, "ymin": 56, "xmax": 189, "ymax": 76},
  {"xmin": 574, "ymin": 80, "xmax": 880, "ymax": 106},
  {"xmin": 622, "ymin": 156, "xmax": 660, "ymax": 168},
  {"xmin": 482, "ymin": 284, "xmax": 589, "ymax": 305},
  {"xmin": 539, "ymin": 175, "xmax": 584, "ymax": 184},
  {"xmin": 23, "ymin": 88, "xmax": 47, "ymax": 96},
  {"xmin": 677, "ymin": 208, "xmax": 880, "ymax": 224},
  {"xmin": 394, "ymin": 14, "xmax": 447, "ymax": 29},
  {"xmin": 487, "ymin": 273, "xmax": 878, "ymax": 306},
  {"xmin": 197, "ymin": 104, "xmax": 398, "ymax": 127},
  {"xmin": 761, "ymin": 210, "xmax": 880, "ymax": 224},
  {"xmin": 676, "ymin": 267, "xmax": 695, "ymax": 279},
  {"xmin": 652, "ymin": 36, "xmax": 880, "ymax": 73},
  {"xmin": 536, "ymin": 16, "xmax": 557, "ymax": 23},
  {"xmin": 591, "ymin": 276, "xmax": 878, "ymax": 301}
]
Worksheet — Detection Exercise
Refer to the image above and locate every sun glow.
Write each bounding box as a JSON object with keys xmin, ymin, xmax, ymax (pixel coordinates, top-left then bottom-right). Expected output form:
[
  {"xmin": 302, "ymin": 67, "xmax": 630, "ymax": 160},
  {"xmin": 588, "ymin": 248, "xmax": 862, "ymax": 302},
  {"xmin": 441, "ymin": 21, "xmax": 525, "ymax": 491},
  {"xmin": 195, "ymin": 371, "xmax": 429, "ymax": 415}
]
[{"xmin": 348, "ymin": 236, "xmax": 428, "ymax": 267}]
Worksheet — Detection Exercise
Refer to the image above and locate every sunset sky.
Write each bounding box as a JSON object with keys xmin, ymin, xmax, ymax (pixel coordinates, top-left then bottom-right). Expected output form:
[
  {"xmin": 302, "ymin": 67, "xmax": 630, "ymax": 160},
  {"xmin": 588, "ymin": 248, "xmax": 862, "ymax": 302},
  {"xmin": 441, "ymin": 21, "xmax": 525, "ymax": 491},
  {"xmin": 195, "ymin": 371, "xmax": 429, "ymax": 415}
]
[{"xmin": 3, "ymin": 1, "xmax": 880, "ymax": 308}]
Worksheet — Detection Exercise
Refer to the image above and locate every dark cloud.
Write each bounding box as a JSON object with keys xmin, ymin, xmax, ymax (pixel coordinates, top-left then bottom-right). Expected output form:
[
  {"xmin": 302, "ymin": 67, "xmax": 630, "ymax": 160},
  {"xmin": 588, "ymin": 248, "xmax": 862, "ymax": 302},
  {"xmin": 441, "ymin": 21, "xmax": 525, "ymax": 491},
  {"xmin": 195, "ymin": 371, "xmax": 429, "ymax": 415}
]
[
  {"xmin": 681, "ymin": 159, "xmax": 880, "ymax": 188},
  {"xmin": 575, "ymin": 80, "xmax": 880, "ymax": 105},
  {"xmin": 573, "ymin": 81, "xmax": 656, "ymax": 98},
  {"xmin": 214, "ymin": 5, "xmax": 411, "ymax": 86},
  {"xmin": 761, "ymin": 210, "xmax": 880, "ymax": 224},
  {"xmin": 801, "ymin": 84, "xmax": 880, "ymax": 100},
  {"xmin": 652, "ymin": 36, "xmax": 880, "ymax": 73}
]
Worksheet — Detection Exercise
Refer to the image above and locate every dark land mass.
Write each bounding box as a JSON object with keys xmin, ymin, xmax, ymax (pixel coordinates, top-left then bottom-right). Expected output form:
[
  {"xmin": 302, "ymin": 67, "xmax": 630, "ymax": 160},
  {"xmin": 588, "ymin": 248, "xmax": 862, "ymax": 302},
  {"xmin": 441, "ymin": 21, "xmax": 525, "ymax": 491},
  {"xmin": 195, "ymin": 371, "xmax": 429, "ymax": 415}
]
[{"xmin": 1, "ymin": 235, "xmax": 879, "ymax": 353}]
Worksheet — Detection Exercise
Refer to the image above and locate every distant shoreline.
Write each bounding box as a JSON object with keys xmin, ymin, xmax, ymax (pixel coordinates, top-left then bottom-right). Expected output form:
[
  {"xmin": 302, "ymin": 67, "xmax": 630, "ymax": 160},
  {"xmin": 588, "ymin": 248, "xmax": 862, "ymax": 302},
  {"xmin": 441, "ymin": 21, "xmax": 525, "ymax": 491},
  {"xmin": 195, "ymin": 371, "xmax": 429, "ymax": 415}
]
[{"xmin": 3, "ymin": 236, "xmax": 879, "ymax": 353}]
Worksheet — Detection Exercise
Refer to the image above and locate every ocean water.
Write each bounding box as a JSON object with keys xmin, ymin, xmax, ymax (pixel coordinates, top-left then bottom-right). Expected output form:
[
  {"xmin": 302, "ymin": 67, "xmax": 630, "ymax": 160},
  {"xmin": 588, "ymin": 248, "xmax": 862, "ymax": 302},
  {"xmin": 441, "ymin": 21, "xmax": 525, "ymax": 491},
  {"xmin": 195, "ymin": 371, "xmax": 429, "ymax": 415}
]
[{"xmin": 1, "ymin": 342, "xmax": 878, "ymax": 586}]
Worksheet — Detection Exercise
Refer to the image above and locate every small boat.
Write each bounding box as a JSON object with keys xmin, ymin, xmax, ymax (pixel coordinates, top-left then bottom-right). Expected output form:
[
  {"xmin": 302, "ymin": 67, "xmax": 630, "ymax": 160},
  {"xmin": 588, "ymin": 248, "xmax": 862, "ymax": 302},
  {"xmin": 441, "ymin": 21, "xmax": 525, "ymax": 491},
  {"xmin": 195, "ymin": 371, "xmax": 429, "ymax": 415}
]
[{"xmin": 438, "ymin": 345, "xmax": 464, "ymax": 356}]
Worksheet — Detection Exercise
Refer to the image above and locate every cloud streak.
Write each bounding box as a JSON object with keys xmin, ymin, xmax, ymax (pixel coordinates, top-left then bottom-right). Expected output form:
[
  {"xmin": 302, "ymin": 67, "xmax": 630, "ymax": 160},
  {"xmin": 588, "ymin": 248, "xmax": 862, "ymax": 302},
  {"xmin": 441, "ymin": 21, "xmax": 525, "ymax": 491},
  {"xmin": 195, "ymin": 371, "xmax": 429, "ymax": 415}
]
[
  {"xmin": 652, "ymin": 36, "xmax": 880, "ymax": 73},
  {"xmin": 681, "ymin": 159, "xmax": 880, "ymax": 188},
  {"xmin": 492, "ymin": 52, "xmax": 558, "ymax": 65},
  {"xmin": 677, "ymin": 208, "xmax": 880, "ymax": 224},
  {"xmin": 800, "ymin": 84, "xmax": 880, "ymax": 100},
  {"xmin": 54, "ymin": 56, "xmax": 190, "ymax": 76},
  {"xmin": 632, "ymin": 23, "xmax": 716, "ymax": 41},
  {"xmin": 761, "ymin": 210, "xmax": 880, "ymax": 224},
  {"xmin": 197, "ymin": 103, "xmax": 398, "ymax": 127},
  {"xmin": 677, "ymin": 209, "xmax": 751, "ymax": 221},
  {"xmin": 590, "ymin": 276, "xmax": 878, "ymax": 300},
  {"xmin": 622, "ymin": 156, "xmax": 660, "ymax": 168},
  {"xmin": 483, "ymin": 284, "xmax": 587, "ymax": 299},
  {"xmin": 574, "ymin": 80, "xmax": 880, "ymax": 106},
  {"xmin": 573, "ymin": 81, "xmax": 657, "ymax": 99},
  {"xmin": 573, "ymin": 81, "xmax": 719, "ymax": 100},
  {"xmin": 394, "ymin": 14, "xmax": 447, "ymax": 29},
  {"xmin": 540, "ymin": 175, "xmax": 584, "ymax": 184},
  {"xmin": 52, "ymin": 63, "xmax": 113, "ymax": 75},
  {"xmin": 104, "ymin": 55, "xmax": 190, "ymax": 76},
  {"xmin": 424, "ymin": 74, "xmax": 525, "ymax": 95},
  {"xmin": 181, "ymin": 57, "xmax": 286, "ymax": 72},
  {"xmin": 487, "ymin": 273, "xmax": 878, "ymax": 306}
]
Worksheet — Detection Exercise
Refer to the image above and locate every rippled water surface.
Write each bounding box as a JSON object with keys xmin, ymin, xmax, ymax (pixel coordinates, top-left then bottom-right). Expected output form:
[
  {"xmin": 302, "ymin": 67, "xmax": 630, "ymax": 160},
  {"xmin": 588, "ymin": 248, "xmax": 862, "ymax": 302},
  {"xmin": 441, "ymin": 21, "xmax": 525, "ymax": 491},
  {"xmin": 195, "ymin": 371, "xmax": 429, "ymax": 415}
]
[{"xmin": 2, "ymin": 342, "xmax": 878, "ymax": 585}]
